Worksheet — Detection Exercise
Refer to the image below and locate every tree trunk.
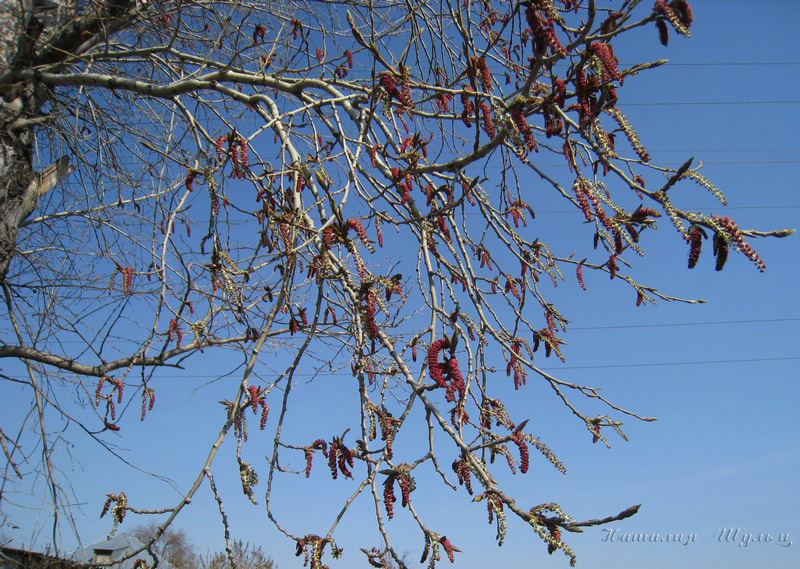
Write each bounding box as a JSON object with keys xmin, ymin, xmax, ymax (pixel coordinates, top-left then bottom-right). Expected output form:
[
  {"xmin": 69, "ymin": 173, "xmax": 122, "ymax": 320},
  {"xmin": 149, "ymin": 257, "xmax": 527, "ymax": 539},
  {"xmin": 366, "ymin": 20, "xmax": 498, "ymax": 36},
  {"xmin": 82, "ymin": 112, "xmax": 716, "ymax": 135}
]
[
  {"xmin": 0, "ymin": 0, "xmax": 117, "ymax": 280},
  {"xmin": 0, "ymin": 0, "xmax": 38, "ymax": 281},
  {"xmin": 0, "ymin": 0, "xmax": 58, "ymax": 282}
]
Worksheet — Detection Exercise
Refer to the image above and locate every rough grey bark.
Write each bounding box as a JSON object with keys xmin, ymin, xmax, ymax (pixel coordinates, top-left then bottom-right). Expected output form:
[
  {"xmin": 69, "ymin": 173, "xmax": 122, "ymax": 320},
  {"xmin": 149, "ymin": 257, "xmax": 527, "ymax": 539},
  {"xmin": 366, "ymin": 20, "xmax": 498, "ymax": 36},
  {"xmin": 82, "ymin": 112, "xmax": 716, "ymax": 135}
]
[
  {"xmin": 0, "ymin": 0, "xmax": 132, "ymax": 280},
  {"xmin": 0, "ymin": 0, "xmax": 38, "ymax": 281}
]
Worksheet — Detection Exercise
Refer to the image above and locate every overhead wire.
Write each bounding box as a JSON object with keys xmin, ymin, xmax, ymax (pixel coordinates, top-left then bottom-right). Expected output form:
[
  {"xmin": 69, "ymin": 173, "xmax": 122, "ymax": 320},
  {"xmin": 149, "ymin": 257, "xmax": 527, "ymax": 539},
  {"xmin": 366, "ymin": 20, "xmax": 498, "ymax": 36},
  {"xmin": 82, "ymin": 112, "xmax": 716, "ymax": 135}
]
[
  {"xmin": 148, "ymin": 355, "xmax": 800, "ymax": 378},
  {"xmin": 570, "ymin": 317, "xmax": 800, "ymax": 331},
  {"xmin": 541, "ymin": 356, "xmax": 800, "ymax": 371}
]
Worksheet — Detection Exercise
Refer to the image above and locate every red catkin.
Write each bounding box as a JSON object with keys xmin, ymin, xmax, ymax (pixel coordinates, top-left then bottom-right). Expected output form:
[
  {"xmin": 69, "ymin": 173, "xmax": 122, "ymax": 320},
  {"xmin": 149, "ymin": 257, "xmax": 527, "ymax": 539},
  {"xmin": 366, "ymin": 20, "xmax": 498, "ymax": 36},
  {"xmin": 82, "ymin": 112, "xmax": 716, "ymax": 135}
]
[
  {"xmin": 479, "ymin": 103, "xmax": 496, "ymax": 139},
  {"xmin": 590, "ymin": 42, "xmax": 623, "ymax": 85},
  {"xmin": 383, "ymin": 478, "xmax": 396, "ymax": 519},
  {"xmin": 656, "ymin": 19, "xmax": 669, "ymax": 46},
  {"xmin": 608, "ymin": 254, "xmax": 618, "ymax": 279},
  {"xmin": 688, "ymin": 226, "xmax": 702, "ymax": 269},
  {"xmin": 512, "ymin": 432, "xmax": 530, "ymax": 474},
  {"xmin": 476, "ymin": 56, "xmax": 492, "ymax": 92},
  {"xmin": 460, "ymin": 88, "xmax": 475, "ymax": 127},
  {"xmin": 711, "ymin": 215, "xmax": 765, "ymax": 271},
  {"xmin": 439, "ymin": 537, "xmax": 456, "ymax": 563}
]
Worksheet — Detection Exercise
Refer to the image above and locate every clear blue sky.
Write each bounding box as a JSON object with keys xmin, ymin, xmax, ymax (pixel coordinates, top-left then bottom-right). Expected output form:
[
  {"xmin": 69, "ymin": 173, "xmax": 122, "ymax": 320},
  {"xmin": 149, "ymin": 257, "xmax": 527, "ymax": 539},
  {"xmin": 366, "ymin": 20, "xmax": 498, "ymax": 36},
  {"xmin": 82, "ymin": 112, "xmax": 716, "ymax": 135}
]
[{"xmin": 3, "ymin": 1, "xmax": 799, "ymax": 568}]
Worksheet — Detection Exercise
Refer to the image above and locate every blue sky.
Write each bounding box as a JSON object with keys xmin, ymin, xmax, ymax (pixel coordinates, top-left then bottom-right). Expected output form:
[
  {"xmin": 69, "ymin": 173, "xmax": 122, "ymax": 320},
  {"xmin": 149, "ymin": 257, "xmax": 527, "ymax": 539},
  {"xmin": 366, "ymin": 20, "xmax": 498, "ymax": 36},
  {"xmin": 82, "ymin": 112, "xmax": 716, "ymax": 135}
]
[{"xmin": 3, "ymin": 1, "xmax": 799, "ymax": 568}]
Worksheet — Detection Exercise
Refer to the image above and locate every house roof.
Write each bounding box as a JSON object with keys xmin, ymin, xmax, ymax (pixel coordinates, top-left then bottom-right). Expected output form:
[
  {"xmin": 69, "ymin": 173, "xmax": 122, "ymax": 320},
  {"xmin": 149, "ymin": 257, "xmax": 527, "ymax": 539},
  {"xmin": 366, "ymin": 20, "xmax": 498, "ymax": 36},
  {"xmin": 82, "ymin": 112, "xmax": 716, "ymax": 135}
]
[
  {"xmin": 1, "ymin": 546, "xmax": 80, "ymax": 568},
  {"xmin": 68, "ymin": 534, "xmax": 177, "ymax": 569}
]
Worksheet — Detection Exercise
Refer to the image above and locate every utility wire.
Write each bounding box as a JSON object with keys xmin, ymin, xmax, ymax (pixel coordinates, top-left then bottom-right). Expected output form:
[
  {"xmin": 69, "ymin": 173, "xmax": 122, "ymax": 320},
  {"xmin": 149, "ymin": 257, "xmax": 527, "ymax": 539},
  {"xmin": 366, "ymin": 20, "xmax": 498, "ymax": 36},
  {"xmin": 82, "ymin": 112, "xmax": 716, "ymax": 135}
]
[
  {"xmin": 660, "ymin": 62, "xmax": 800, "ymax": 66},
  {"xmin": 6, "ymin": 318, "xmax": 796, "ymax": 347},
  {"xmin": 624, "ymin": 100, "xmax": 800, "ymax": 106},
  {"xmin": 541, "ymin": 356, "xmax": 800, "ymax": 371},
  {"xmin": 570, "ymin": 317, "xmax": 800, "ymax": 331},
  {"xmin": 148, "ymin": 355, "xmax": 800, "ymax": 378},
  {"xmin": 564, "ymin": 61, "xmax": 800, "ymax": 67}
]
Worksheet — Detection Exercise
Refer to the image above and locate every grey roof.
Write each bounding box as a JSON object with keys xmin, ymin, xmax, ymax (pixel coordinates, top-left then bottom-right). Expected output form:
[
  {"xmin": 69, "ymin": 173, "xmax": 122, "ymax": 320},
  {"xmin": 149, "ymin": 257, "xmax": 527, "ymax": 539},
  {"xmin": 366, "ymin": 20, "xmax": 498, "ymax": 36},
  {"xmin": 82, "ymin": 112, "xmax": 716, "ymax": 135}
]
[
  {"xmin": 1, "ymin": 546, "xmax": 80, "ymax": 568},
  {"xmin": 68, "ymin": 534, "xmax": 177, "ymax": 569}
]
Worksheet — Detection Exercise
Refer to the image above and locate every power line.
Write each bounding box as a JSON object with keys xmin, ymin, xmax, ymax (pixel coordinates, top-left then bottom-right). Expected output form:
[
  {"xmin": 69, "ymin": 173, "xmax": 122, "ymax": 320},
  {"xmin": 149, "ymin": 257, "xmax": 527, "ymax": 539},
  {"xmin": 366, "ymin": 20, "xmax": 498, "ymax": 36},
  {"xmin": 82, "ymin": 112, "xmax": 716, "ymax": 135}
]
[
  {"xmin": 541, "ymin": 356, "xmax": 800, "ymax": 371},
  {"xmin": 624, "ymin": 100, "xmax": 800, "ymax": 106},
  {"xmin": 648, "ymin": 148, "xmax": 800, "ymax": 153},
  {"xmin": 142, "ymin": 355, "xmax": 800, "ymax": 378},
  {"xmin": 571, "ymin": 317, "xmax": 800, "ymax": 331},
  {"xmin": 480, "ymin": 160, "xmax": 800, "ymax": 167},
  {"xmin": 5, "ymin": 318, "xmax": 797, "ymax": 349},
  {"xmin": 563, "ymin": 62, "xmax": 800, "ymax": 67},
  {"xmin": 661, "ymin": 62, "xmax": 800, "ymax": 66},
  {"xmin": 631, "ymin": 160, "xmax": 799, "ymax": 164},
  {"xmin": 462, "ymin": 204, "xmax": 800, "ymax": 215}
]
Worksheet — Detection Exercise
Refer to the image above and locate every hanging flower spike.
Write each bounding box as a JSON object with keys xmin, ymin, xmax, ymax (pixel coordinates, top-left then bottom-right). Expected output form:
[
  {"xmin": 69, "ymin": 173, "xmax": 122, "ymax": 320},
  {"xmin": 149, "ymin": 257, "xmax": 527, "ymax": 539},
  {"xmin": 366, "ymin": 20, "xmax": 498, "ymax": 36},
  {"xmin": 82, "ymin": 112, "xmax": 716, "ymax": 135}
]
[
  {"xmin": 327, "ymin": 439, "xmax": 340, "ymax": 479},
  {"xmin": 427, "ymin": 337, "xmax": 450, "ymax": 388},
  {"xmin": 375, "ymin": 217, "xmax": 383, "ymax": 248},
  {"xmin": 675, "ymin": 0, "xmax": 694, "ymax": 28},
  {"xmin": 253, "ymin": 24, "xmax": 266, "ymax": 44},
  {"xmin": 480, "ymin": 103, "xmax": 496, "ymax": 139},
  {"xmin": 590, "ymin": 42, "xmax": 623, "ymax": 85},
  {"xmin": 438, "ymin": 536, "xmax": 457, "ymax": 563},
  {"xmin": 547, "ymin": 526, "xmax": 562, "ymax": 554},
  {"xmin": 687, "ymin": 226, "xmax": 702, "ymax": 269},
  {"xmin": 398, "ymin": 75, "xmax": 414, "ymax": 109},
  {"xmin": 121, "ymin": 267, "xmax": 134, "ymax": 296},
  {"xmin": 215, "ymin": 135, "xmax": 227, "ymax": 160},
  {"xmin": 404, "ymin": 172, "xmax": 414, "ymax": 195},
  {"xmin": 512, "ymin": 431, "xmax": 530, "ymax": 473},
  {"xmin": 383, "ymin": 476, "xmax": 396, "ymax": 519},
  {"xmin": 436, "ymin": 215, "xmax": 452, "ymax": 242},
  {"xmin": 525, "ymin": 4, "xmax": 567, "ymax": 57},
  {"xmin": 714, "ymin": 233, "xmax": 729, "ymax": 271},
  {"xmin": 444, "ymin": 356, "xmax": 466, "ymax": 402},
  {"xmin": 436, "ymin": 83, "xmax": 452, "ymax": 112},
  {"xmin": 452, "ymin": 458, "xmax": 473, "ymax": 494},
  {"xmin": 168, "ymin": 318, "xmax": 182, "ymax": 348},
  {"xmin": 141, "ymin": 388, "xmax": 155, "ymax": 421},
  {"xmin": 460, "ymin": 88, "xmax": 475, "ymax": 127},
  {"xmin": 608, "ymin": 254, "xmax": 618, "ymax": 279},
  {"xmin": 476, "ymin": 56, "xmax": 493, "ymax": 92},
  {"xmin": 248, "ymin": 385, "xmax": 260, "ymax": 413},
  {"xmin": 304, "ymin": 448, "xmax": 315, "ymax": 478},
  {"xmin": 379, "ymin": 73, "xmax": 401, "ymax": 101},
  {"xmin": 553, "ymin": 77, "xmax": 567, "ymax": 107},
  {"xmin": 290, "ymin": 18, "xmax": 302, "ymax": 40},
  {"xmin": 239, "ymin": 461, "xmax": 259, "ymax": 505},
  {"xmin": 599, "ymin": 10, "xmax": 624, "ymax": 33},
  {"xmin": 510, "ymin": 106, "xmax": 536, "ymax": 151},
  {"xmin": 398, "ymin": 469, "xmax": 414, "ymax": 507},
  {"xmin": 656, "ymin": 18, "xmax": 670, "ymax": 46},
  {"xmin": 348, "ymin": 218, "xmax": 375, "ymax": 252},
  {"xmin": 256, "ymin": 406, "xmax": 271, "ymax": 435},
  {"xmin": 185, "ymin": 171, "xmax": 196, "ymax": 192},
  {"xmin": 571, "ymin": 179, "xmax": 592, "ymax": 222},
  {"xmin": 338, "ymin": 444, "xmax": 354, "ymax": 478},
  {"xmin": 654, "ymin": 0, "xmax": 691, "ymax": 37},
  {"xmin": 607, "ymin": 108, "xmax": 649, "ymax": 162},
  {"xmin": 711, "ymin": 215, "xmax": 765, "ymax": 271},
  {"xmin": 236, "ymin": 136, "xmax": 248, "ymax": 170},
  {"xmin": 364, "ymin": 292, "xmax": 379, "ymax": 339}
]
